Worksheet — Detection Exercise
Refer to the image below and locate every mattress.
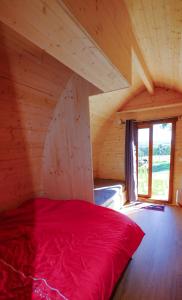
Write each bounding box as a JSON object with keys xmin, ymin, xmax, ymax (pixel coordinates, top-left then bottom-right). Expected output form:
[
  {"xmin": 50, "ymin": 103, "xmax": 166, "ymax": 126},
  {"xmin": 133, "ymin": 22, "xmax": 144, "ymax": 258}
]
[
  {"xmin": 94, "ymin": 179, "xmax": 125, "ymax": 192},
  {"xmin": 94, "ymin": 179, "xmax": 126, "ymax": 208},
  {"xmin": 0, "ymin": 198, "xmax": 144, "ymax": 300}
]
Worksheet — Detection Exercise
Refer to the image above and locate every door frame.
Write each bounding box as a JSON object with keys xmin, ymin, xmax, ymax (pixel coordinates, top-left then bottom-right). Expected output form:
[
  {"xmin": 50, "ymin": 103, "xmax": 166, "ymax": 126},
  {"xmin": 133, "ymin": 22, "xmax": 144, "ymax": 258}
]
[{"xmin": 136, "ymin": 118, "xmax": 176, "ymax": 203}]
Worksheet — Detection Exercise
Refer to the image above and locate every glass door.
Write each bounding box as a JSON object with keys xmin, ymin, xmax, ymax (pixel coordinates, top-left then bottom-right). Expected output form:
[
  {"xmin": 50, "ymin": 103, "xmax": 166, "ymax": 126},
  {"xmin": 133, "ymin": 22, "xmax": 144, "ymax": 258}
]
[
  {"xmin": 136, "ymin": 120, "xmax": 175, "ymax": 202},
  {"xmin": 151, "ymin": 123, "xmax": 173, "ymax": 200}
]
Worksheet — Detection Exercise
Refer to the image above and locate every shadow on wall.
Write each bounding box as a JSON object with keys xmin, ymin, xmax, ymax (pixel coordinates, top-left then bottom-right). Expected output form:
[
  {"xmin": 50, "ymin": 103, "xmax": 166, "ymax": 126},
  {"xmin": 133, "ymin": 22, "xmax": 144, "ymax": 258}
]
[
  {"xmin": 91, "ymin": 110, "xmax": 125, "ymax": 180},
  {"xmin": 0, "ymin": 23, "xmax": 34, "ymax": 211},
  {"xmin": 91, "ymin": 117, "xmax": 113, "ymax": 178},
  {"xmin": 0, "ymin": 23, "xmax": 35, "ymax": 298}
]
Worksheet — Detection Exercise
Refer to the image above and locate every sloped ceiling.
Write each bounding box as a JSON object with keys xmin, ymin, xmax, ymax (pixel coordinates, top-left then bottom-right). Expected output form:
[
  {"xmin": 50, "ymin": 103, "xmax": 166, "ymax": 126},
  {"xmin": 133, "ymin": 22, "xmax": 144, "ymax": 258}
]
[{"xmin": 125, "ymin": 0, "xmax": 182, "ymax": 93}]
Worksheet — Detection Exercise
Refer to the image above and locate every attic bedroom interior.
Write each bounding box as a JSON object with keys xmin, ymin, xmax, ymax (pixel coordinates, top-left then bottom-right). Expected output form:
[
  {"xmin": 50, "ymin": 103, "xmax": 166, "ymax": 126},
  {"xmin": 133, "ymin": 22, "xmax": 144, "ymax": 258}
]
[{"xmin": 0, "ymin": 1, "xmax": 182, "ymax": 300}]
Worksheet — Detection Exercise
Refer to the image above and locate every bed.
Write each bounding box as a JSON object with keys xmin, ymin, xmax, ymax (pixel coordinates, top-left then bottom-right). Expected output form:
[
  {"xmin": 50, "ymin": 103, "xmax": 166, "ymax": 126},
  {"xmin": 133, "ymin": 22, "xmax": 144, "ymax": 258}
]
[
  {"xmin": 0, "ymin": 198, "xmax": 144, "ymax": 300},
  {"xmin": 94, "ymin": 178, "xmax": 127, "ymax": 210}
]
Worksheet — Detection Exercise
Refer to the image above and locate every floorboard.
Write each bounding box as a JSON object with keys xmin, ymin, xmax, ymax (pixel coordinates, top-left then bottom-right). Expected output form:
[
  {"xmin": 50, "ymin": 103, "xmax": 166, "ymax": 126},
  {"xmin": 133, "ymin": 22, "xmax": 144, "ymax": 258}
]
[{"xmin": 112, "ymin": 205, "xmax": 182, "ymax": 300}]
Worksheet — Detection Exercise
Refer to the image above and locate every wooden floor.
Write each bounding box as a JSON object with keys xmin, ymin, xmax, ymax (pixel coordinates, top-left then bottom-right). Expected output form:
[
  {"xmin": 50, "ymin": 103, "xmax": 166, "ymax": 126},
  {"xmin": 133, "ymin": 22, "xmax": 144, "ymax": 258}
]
[{"xmin": 112, "ymin": 205, "xmax": 182, "ymax": 300}]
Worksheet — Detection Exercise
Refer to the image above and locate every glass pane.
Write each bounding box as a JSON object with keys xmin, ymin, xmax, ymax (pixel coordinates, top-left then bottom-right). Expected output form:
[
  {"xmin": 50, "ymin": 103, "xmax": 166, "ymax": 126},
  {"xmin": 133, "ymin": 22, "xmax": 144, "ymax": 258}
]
[
  {"xmin": 138, "ymin": 128, "xmax": 149, "ymax": 195},
  {"xmin": 152, "ymin": 123, "xmax": 172, "ymax": 200}
]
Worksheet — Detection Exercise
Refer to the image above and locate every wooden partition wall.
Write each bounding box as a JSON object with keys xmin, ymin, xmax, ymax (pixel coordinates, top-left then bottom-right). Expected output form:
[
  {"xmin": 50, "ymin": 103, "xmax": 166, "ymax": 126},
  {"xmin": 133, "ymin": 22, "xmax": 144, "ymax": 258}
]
[{"xmin": 43, "ymin": 74, "xmax": 99, "ymax": 202}]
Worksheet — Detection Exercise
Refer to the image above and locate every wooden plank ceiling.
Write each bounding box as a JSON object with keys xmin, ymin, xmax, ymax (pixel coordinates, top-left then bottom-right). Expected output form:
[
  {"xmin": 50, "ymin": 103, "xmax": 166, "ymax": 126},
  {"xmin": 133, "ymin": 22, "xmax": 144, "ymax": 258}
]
[{"xmin": 125, "ymin": 0, "xmax": 182, "ymax": 94}]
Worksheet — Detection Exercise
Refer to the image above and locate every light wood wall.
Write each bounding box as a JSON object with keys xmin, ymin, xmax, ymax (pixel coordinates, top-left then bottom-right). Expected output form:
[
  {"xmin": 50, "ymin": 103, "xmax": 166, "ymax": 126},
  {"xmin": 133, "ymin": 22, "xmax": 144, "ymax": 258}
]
[
  {"xmin": 125, "ymin": 0, "xmax": 182, "ymax": 93},
  {"xmin": 43, "ymin": 74, "xmax": 99, "ymax": 202},
  {"xmin": 95, "ymin": 88, "xmax": 182, "ymax": 203},
  {"xmin": 97, "ymin": 122, "xmax": 125, "ymax": 180},
  {"xmin": 0, "ymin": 23, "xmax": 72, "ymax": 210},
  {"xmin": 89, "ymin": 90, "xmax": 126, "ymax": 178}
]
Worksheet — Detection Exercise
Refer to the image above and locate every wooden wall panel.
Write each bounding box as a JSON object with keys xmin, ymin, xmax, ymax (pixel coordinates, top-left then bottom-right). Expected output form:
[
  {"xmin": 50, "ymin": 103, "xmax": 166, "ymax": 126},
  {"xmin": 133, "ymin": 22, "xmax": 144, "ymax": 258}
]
[
  {"xmin": 121, "ymin": 87, "xmax": 182, "ymax": 112},
  {"xmin": 90, "ymin": 90, "xmax": 129, "ymax": 178},
  {"xmin": 0, "ymin": 23, "xmax": 72, "ymax": 98},
  {"xmin": 43, "ymin": 75, "xmax": 98, "ymax": 202},
  {"xmin": 91, "ymin": 116, "xmax": 111, "ymax": 178},
  {"xmin": 0, "ymin": 23, "xmax": 72, "ymax": 211},
  {"xmin": 98, "ymin": 122, "xmax": 125, "ymax": 180}
]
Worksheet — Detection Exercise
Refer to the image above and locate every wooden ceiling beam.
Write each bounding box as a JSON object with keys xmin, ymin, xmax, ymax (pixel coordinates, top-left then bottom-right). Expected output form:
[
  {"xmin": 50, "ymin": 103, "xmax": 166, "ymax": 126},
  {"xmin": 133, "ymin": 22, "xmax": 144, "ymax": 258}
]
[
  {"xmin": 132, "ymin": 42, "xmax": 154, "ymax": 94},
  {"xmin": 61, "ymin": 0, "xmax": 154, "ymax": 94},
  {"xmin": 0, "ymin": 0, "xmax": 129, "ymax": 92}
]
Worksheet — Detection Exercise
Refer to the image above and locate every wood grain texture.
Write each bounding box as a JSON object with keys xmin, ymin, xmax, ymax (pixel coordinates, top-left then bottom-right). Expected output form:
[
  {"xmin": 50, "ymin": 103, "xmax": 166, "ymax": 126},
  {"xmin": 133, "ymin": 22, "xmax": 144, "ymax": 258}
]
[
  {"xmin": 95, "ymin": 121, "xmax": 125, "ymax": 181},
  {"xmin": 0, "ymin": 22, "xmax": 72, "ymax": 98},
  {"xmin": 121, "ymin": 87, "xmax": 182, "ymax": 112},
  {"xmin": 90, "ymin": 90, "xmax": 127, "ymax": 178},
  {"xmin": 112, "ymin": 205, "xmax": 182, "ymax": 300},
  {"xmin": 125, "ymin": 0, "xmax": 182, "ymax": 93},
  {"xmin": 43, "ymin": 74, "xmax": 99, "ymax": 203},
  {"xmin": 0, "ymin": 0, "xmax": 129, "ymax": 92},
  {"xmin": 0, "ymin": 23, "xmax": 72, "ymax": 211},
  {"xmin": 62, "ymin": 0, "xmax": 153, "ymax": 93}
]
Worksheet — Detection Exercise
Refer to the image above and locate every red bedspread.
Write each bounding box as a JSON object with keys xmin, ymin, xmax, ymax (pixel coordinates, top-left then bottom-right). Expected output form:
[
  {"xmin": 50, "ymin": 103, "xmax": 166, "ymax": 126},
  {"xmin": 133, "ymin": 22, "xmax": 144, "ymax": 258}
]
[{"xmin": 0, "ymin": 199, "xmax": 144, "ymax": 300}]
